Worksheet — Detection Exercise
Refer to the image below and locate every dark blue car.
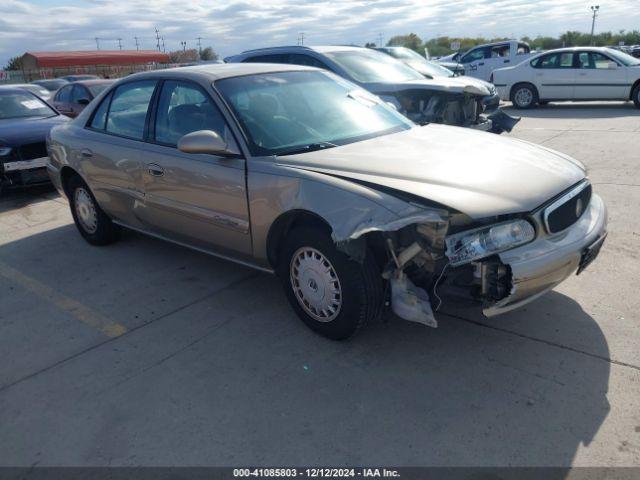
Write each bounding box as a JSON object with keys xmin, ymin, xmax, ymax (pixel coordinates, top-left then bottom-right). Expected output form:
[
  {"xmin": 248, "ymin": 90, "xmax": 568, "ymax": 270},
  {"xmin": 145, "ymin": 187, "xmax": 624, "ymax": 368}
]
[{"xmin": 0, "ymin": 88, "xmax": 68, "ymax": 191}]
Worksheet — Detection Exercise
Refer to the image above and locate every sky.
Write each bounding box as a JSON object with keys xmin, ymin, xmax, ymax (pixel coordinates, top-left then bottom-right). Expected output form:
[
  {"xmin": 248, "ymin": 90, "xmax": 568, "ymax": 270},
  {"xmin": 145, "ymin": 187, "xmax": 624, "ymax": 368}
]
[{"xmin": 2, "ymin": 0, "xmax": 640, "ymax": 66}]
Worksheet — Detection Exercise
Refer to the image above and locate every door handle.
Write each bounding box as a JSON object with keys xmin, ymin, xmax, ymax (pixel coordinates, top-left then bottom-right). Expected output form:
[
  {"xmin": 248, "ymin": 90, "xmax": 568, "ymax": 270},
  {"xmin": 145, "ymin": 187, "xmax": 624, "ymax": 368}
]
[
  {"xmin": 80, "ymin": 149, "xmax": 93, "ymax": 158},
  {"xmin": 147, "ymin": 163, "xmax": 164, "ymax": 177},
  {"xmin": 503, "ymin": 59, "xmax": 510, "ymax": 63}
]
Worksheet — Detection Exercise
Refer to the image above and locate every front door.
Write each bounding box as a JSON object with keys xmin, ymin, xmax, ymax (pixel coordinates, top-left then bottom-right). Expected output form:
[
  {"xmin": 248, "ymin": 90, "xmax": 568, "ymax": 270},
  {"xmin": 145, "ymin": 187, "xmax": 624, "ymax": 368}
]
[
  {"xmin": 138, "ymin": 80, "xmax": 252, "ymax": 257},
  {"xmin": 574, "ymin": 51, "xmax": 628, "ymax": 99}
]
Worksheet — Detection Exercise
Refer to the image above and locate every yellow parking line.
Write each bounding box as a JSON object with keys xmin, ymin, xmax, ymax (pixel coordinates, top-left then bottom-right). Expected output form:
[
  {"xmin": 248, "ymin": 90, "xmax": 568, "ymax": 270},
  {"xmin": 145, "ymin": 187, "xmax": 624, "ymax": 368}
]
[{"xmin": 0, "ymin": 261, "xmax": 127, "ymax": 338}]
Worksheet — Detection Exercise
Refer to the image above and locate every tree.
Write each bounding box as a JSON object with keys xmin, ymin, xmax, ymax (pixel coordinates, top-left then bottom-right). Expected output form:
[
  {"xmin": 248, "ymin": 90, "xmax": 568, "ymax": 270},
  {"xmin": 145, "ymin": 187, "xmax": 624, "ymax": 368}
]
[
  {"xmin": 364, "ymin": 42, "xmax": 376, "ymax": 48},
  {"xmin": 387, "ymin": 33, "xmax": 422, "ymax": 51},
  {"xmin": 4, "ymin": 56, "xmax": 22, "ymax": 71},
  {"xmin": 199, "ymin": 46, "xmax": 219, "ymax": 61},
  {"xmin": 169, "ymin": 48, "xmax": 199, "ymax": 64}
]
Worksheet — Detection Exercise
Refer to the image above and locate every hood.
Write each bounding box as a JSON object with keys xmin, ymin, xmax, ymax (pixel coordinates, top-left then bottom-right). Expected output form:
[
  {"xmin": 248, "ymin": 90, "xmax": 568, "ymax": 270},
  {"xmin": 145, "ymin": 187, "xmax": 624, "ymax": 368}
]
[
  {"xmin": 363, "ymin": 75, "xmax": 491, "ymax": 97},
  {"xmin": 405, "ymin": 62, "xmax": 492, "ymax": 92},
  {"xmin": 0, "ymin": 115, "xmax": 69, "ymax": 146},
  {"xmin": 276, "ymin": 124, "xmax": 586, "ymax": 219}
]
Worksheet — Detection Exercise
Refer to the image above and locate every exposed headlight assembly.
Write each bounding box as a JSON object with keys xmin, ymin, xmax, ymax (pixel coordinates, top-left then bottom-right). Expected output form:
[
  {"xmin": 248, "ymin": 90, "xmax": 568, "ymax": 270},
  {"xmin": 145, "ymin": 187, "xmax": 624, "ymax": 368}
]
[{"xmin": 445, "ymin": 219, "xmax": 535, "ymax": 266}]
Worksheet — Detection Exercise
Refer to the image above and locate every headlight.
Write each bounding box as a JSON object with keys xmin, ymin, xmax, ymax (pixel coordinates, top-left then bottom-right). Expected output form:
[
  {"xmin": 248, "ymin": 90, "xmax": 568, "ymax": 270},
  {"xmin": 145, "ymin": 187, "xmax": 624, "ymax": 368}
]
[
  {"xmin": 445, "ymin": 219, "xmax": 535, "ymax": 266},
  {"xmin": 0, "ymin": 147, "xmax": 12, "ymax": 156}
]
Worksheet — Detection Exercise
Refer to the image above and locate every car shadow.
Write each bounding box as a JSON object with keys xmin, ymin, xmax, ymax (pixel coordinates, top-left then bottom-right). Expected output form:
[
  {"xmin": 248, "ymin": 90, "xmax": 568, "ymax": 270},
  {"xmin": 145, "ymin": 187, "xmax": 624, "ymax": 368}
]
[
  {"xmin": 0, "ymin": 224, "xmax": 612, "ymax": 469},
  {"xmin": 503, "ymin": 101, "xmax": 639, "ymax": 119},
  {"xmin": 0, "ymin": 184, "xmax": 59, "ymax": 214}
]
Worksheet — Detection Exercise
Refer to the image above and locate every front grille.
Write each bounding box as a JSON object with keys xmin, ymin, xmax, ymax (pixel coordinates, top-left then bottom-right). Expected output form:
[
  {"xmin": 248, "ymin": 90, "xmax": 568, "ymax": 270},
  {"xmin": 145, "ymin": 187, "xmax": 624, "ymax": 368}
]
[
  {"xmin": 544, "ymin": 182, "xmax": 592, "ymax": 233},
  {"xmin": 19, "ymin": 142, "xmax": 47, "ymax": 161}
]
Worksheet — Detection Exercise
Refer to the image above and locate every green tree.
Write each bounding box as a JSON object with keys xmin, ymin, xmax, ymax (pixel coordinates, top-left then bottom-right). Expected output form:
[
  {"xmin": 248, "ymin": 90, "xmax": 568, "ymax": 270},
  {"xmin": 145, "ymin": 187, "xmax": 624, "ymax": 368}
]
[
  {"xmin": 200, "ymin": 46, "xmax": 219, "ymax": 61},
  {"xmin": 4, "ymin": 56, "xmax": 22, "ymax": 71},
  {"xmin": 364, "ymin": 42, "xmax": 376, "ymax": 48},
  {"xmin": 387, "ymin": 33, "xmax": 422, "ymax": 51}
]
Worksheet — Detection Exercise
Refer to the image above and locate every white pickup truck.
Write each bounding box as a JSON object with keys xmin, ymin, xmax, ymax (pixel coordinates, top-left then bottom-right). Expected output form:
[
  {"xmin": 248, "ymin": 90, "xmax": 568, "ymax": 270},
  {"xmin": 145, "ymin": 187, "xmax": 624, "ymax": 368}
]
[{"xmin": 437, "ymin": 40, "xmax": 534, "ymax": 81}]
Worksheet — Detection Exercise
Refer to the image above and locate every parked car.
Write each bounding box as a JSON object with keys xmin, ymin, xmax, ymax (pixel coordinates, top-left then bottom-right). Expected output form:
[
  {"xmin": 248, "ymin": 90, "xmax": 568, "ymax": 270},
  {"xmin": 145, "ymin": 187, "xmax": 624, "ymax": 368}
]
[
  {"xmin": 378, "ymin": 47, "xmax": 467, "ymax": 76},
  {"xmin": 32, "ymin": 78, "xmax": 69, "ymax": 92},
  {"xmin": 0, "ymin": 83, "xmax": 52, "ymax": 101},
  {"xmin": 48, "ymin": 64, "xmax": 607, "ymax": 339},
  {"xmin": 225, "ymin": 46, "xmax": 518, "ymax": 133},
  {"xmin": 0, "ymin": 88, "xmax": 68, "ymax": 190},
  {"xmin": 375, "ymin": 46, "xmax": 500, "ymax": 110},
  {"xmin": 436, "ymin": 40, "xmax": 533, "ymax": 81},
  {"xmin": 51, "ymin": 79, "xmax": 114, "ymax": 117},
  {"xmin": 492, "ymin": 47, "xmax": 640, "ymax": 109},
  {"xmin": 59, "ymin": 74, "xmax": 101, "ymax": 82}
]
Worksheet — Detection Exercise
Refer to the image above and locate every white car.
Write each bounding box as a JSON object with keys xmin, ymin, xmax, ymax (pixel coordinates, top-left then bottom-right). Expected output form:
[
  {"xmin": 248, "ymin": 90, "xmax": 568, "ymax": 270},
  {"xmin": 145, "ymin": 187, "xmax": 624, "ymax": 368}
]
[{"xmin": 492, "ymin": 47, "xmax": 640, "ymax": 109}]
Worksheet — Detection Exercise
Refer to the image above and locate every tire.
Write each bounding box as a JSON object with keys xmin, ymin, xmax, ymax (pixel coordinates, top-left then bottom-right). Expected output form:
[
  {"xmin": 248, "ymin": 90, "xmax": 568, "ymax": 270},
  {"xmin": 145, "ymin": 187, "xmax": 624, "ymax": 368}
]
[
  {"xmin": 511, "ymin": 83, "xmax": 538, "ymax": 109},
  {"xmin": 632, "ymin": 85, "xmax": 640, "ymax": 109},
  {"xmin": 277, "ymin": 226, "xmax": 383, "ymax": 340},
  {"xmin": 68, "ymin": 175, "xmax": 120, "ymax": 245}
]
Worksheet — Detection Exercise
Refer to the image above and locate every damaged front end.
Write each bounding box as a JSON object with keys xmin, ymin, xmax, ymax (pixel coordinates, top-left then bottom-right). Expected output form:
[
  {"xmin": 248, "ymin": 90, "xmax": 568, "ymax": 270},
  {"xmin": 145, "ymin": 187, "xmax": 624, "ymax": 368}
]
[
  {"xmin": 338, "ymin": 208, "xmax": 521, "ymax": 328},
  {"xmin": 381, "ymin": 88, "xmax": 519, "ymax": 134}
]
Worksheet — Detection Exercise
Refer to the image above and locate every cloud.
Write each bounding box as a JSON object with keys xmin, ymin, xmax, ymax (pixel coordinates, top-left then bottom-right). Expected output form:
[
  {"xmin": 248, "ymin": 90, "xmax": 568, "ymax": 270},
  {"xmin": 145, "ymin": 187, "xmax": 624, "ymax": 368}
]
[{"xmin": 1, "ymin": 0, "xmax": 639, "ymax": 66}]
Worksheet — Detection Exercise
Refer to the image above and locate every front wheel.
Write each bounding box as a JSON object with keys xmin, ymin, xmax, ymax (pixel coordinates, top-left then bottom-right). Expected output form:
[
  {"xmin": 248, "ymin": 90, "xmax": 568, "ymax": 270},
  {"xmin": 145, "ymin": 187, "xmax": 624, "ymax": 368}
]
[
  {"xmin": 277, "ymin": 226, "xmax": 383, "ymax": 340},
  {"xmin": 632, "ymin": 85, "xmax": 640, "ymax": 109},
  {"xmin": 68, "ymin": 175, "xmax": 120, "ymax": 245},
  {"xmin": 511, "ymin": 84, "xmax": 538, "ymax": 109}
]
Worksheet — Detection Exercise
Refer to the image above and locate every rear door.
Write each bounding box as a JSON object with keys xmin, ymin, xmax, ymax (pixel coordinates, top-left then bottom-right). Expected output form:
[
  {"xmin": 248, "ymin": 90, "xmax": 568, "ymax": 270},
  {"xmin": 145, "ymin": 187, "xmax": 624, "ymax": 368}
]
[
  {"xmin": 531, "ymin": 51, "xmax": 576, "ymax": 100},
  {"xmin": 574, "ymin": 51, "xmax": 628, "ymax": 99},
  {"xmin": 137, "ymin": 79, "xmax": 251, "ymax": 257},
  {"xmin": 80, "ymin": 80, "xmax": 157, "ymax": 226}
]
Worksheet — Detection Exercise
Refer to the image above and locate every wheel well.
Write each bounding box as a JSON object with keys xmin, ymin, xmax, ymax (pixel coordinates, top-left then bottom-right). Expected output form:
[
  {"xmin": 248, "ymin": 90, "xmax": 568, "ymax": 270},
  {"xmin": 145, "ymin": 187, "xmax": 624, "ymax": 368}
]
[
  {"xmin": 630, "ymin": 79, "xmax": 640, "ymax": 100},
  {"xmin": 266, "ymin": 210, "xmax": 332, "ymax": 269},
  {"xmin": 510, "ymin": 82, "xmax": 538, "ymax": 101},
  {"xmin": 60, "ymin": 166, "xmax": 81, "ymax": 197}
]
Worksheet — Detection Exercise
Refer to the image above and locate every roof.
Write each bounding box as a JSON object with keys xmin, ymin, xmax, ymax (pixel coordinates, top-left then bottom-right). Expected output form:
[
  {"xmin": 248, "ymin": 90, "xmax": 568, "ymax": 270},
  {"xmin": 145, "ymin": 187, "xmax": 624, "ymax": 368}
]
[
  {"xmin": 23, "ymin": 50, "xmax": 170, "ymax": 68},
  {"xmin": 69, "ymin": 79, "xmax": 115, "ymax": 86},
  {"xmin": 127, "ymin": 62, "xmax": 317, "ymax": 82}
]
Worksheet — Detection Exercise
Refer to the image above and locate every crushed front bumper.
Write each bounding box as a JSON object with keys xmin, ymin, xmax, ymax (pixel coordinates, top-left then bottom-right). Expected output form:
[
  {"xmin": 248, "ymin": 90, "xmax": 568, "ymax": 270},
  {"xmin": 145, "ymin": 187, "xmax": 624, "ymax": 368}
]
[{"xmin": 483, "ymin": 193, "xmax": 608, "ymax": 316}]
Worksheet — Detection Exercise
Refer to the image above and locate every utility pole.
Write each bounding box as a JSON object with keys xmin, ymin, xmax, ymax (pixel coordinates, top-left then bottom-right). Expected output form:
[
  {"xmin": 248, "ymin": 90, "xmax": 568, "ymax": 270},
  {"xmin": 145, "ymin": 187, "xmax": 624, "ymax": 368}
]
[
  {"xmin": 590, "ymin": 5, "xmax": 600, "ymax": 45},
  {"xmin": 95, "ymin": 37, "xmax": 100, "ymax": 50},
  {"xmin": 117, "ymin": 38, "xmax": 123, "ymax": 50},
  {"xmin": 155, "ymin": 27, "xmax": 161, "ymax": 51},
  {"xmin": 297, "ymin": 32, "xmax": 305, "ymax": 46},
  {"xmin": 181, "ymin": 41, "xmax": 187, "ymax": 52},
  {"xmin": 377, "ymin": 33, "xmax": 383, "ymax": 47},
  {"xmin": 161, "ymin": 36, "xmax": 166, "ymax": 53},
  {"xmin": 134, "ymin": 36, "xmax": 140, "ymax": 51},
  {"xmin": 196, "ymin": 36, "xmax": 203, "ymax": 54}
]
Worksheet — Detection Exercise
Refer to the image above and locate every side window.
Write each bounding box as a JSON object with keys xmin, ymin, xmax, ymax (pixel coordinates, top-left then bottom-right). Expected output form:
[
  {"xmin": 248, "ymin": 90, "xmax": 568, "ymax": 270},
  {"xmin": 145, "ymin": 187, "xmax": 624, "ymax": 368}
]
[
  {"xmin": 287, "ymin": 54, "xmax": 330, "ymax": 70},
  {"xmin": 243, "ymin": 54, "xmax": 288, "ymax": 64},
  {"xmin": 532, "ymin": 52, "xmax": 574, "ymax": 69},
  {"xmin": 517, "ymin": 43, "xmax": 530, "ymax": 55},
  {"xmin": 579, "ymin": 52, "xmax": 617, "ymax": 69},
  {"xmin": 70, "ymin": 85, "xmax": 89, "ymax": 103},
  {"xmin": 89, "ymin": 91, "xmax": 112, "ymax": 130},
  {"xmin": 105, "ymin": 80, "xmax": 156, "ymax": 140},
  {"xmin": 154, "ymin": 80, "xmax": 229, "ymax": 147},
  {"xmin": 490, "ymin": 45, "xmax": 510, "ymax": 58},
  {"xmin": 461, "ymin": 48, "xmax": 487, "ymax": 63},
  {"xmin": 56, "ymin": 85, "xmax": 72, "ymax": 102}
]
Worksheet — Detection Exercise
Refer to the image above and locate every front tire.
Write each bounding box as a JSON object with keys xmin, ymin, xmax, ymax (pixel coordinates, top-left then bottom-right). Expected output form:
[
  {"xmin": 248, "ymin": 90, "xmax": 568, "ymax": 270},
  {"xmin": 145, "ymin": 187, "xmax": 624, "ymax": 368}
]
[
  {"xmin": 68, "ymin": 175, "xmax": 119, "ymax": 245},
  {"xmin": 511, "ymin": 83, "xmax": 538, "ymax": 109},
  {"xmin": 277, "ymin": 226, "xmax": 383, "ymax": 340},
  {"xmin": 632, "ymin": 85, "xmax": 640, "ymax": 109}
]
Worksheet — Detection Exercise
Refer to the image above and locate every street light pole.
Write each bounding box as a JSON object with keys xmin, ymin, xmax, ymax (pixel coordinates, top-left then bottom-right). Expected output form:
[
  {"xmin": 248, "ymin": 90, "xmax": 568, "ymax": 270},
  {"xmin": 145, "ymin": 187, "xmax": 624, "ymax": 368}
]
[{"xmin": 590, "ymin": 5, "xmax": 600, "ymax": 46}]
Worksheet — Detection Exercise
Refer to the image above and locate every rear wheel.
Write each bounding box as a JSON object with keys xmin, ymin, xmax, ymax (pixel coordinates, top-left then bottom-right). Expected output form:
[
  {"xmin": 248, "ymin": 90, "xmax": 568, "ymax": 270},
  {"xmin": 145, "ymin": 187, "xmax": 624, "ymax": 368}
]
[
  {"xmin": 277, "ymin": 226, "xmax": 383, "ymax": 340},
  {"xmin": 68, "ymin": 175, "xmax": 119, "ymax": 245},
  {"xmin": 511, "ymin": 83, "xmax": 538, "ymax": 109},
  {"xmin": 632, "ymin": 85, "xmax": 640, "ymax": 109}
]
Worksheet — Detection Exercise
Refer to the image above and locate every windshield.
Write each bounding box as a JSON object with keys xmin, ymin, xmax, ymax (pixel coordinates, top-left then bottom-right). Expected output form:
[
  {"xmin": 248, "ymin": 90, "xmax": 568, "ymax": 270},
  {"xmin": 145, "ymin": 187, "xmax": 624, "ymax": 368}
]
[
  {"xmin": 604, "ymin": 48, "xmax": 640, "ymax": 66},
  {"xmin": 323, "ymin": 50, "xmax": 425, "ymax": 83},
  {"xmin": 0, "ymin": 91, "xmax": 57, "ymax": 119},
  {"xmin": 385, "ymin": 48, "xmax": 454, "ymax": 77},
  {"xmin": 216, "ymin": 70, "xmax": 413, "ymax": 156}
]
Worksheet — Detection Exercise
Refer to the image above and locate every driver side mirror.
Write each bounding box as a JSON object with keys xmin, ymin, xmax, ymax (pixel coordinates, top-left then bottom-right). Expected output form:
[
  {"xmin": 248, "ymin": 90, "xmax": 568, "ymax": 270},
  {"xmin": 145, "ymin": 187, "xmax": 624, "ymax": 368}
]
[
  {"xmin": 178, "ymin": 130, "xmax": 236, "ymax": 156},
  {"xmin": 77, "ymin": 98, "xmax": 90, "ymax": 105}
]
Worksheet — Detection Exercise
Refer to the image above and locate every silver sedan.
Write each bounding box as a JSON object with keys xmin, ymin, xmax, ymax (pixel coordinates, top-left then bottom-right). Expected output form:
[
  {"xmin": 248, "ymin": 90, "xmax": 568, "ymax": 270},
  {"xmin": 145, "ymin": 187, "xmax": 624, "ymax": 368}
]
[{"xmin": 47, "ymin": 63, "xmax": 607, "ymax": 339}]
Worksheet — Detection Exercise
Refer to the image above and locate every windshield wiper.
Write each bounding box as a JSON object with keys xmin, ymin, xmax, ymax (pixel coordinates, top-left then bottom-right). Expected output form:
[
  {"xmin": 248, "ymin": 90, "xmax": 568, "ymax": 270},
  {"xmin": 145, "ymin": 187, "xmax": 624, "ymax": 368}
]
[{"xmin": 275, "ymin": 141, "xmax": 338, "ymax": 156}]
